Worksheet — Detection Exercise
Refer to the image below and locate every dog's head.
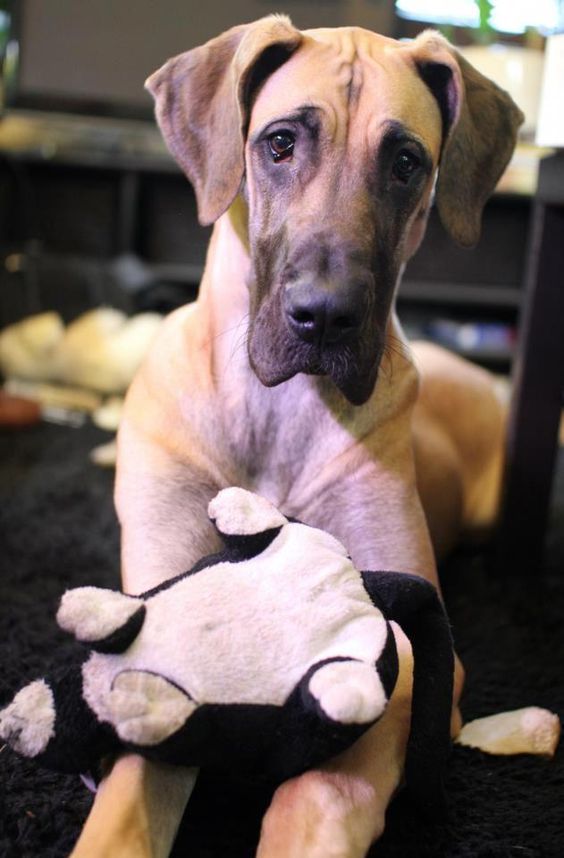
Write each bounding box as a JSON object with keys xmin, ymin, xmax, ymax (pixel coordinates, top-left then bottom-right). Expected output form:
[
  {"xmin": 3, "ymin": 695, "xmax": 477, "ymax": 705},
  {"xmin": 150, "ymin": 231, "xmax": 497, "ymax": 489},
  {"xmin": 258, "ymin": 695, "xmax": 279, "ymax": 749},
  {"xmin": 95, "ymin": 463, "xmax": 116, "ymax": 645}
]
[{"xmin": 147, "ymin": 16, "xmax": 523, "ymax": 405}]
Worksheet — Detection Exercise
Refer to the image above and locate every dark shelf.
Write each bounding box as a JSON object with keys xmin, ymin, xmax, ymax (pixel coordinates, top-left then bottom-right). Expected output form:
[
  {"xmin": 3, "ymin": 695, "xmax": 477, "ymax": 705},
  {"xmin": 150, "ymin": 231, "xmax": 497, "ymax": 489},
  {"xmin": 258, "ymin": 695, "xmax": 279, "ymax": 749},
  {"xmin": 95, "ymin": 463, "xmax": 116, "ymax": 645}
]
[
  {"xmin": 399, "ymin": 280, "xmax": 522, "ymax": 309},
  {"xmin": 0, "ymin": 111, "xmax": 533, "ymax": 373}
]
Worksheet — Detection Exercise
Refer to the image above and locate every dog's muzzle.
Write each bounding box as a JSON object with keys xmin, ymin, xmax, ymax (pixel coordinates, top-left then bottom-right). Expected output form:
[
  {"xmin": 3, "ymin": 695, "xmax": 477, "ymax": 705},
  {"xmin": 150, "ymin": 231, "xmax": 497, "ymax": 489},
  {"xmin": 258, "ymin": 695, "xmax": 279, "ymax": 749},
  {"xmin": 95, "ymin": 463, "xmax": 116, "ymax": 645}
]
[{"xmin": 248, "ymin": 269, "xmax": 384, "ymax": 406}]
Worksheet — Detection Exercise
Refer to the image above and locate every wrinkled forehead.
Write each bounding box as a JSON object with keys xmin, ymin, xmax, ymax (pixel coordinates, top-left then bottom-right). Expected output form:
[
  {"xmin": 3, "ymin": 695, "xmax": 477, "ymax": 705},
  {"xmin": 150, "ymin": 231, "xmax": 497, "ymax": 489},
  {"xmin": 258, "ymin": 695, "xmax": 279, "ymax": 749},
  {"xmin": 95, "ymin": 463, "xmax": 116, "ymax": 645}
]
[{"xmin": 248, "ymin": 27, "xmax": 444, "ymax": 157}]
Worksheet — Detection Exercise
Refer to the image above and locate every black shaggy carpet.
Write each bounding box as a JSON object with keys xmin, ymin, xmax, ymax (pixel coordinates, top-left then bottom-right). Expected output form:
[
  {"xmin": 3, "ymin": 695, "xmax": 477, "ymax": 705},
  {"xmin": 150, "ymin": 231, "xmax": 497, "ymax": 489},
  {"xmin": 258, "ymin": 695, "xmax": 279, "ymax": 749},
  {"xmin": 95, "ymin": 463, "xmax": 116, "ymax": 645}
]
[{"xmin": 1, "ymin": 422, "xmax": 563, "ymax": 858}]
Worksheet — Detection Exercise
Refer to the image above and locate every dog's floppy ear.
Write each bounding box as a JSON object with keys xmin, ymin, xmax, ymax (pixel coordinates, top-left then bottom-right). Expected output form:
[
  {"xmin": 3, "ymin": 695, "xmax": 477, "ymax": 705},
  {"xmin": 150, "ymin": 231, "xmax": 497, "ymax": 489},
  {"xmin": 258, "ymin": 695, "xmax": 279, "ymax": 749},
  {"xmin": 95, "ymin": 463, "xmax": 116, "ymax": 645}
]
[
  {"xmin": 145, "ymin": 15, "xmax": 302, "ymax": 226},
  {"xmin": 407, "ymin": 31, "xmax": 524, "ymax": 247}
]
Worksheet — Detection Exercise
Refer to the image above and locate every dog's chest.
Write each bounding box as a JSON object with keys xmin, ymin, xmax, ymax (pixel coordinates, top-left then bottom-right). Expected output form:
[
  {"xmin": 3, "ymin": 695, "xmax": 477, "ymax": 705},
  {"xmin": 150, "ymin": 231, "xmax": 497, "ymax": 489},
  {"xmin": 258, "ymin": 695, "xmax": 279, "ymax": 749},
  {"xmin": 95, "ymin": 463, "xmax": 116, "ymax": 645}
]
[{"xmin": 216, "ymin": 373, "xmax": 378, "ymax": 508}]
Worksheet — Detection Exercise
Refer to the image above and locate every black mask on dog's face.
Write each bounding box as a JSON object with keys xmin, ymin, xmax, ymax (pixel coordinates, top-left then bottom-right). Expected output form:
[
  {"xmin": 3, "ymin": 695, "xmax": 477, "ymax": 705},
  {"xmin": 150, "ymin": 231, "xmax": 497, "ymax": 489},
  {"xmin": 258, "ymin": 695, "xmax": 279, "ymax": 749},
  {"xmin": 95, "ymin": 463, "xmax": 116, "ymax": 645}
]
[{"xmin": 244, "ymin": 90, "xmax": 436, "ymax": 405}]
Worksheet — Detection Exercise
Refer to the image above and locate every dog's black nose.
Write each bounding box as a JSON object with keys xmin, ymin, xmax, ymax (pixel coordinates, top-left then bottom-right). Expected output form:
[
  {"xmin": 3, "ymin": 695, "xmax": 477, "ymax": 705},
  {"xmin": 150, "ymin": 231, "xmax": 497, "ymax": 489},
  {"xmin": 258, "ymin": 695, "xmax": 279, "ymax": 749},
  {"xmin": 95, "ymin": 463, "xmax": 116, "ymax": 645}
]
[{"xmin": 284, "ymin": 280, "xmax": 364, "ymax": 347}]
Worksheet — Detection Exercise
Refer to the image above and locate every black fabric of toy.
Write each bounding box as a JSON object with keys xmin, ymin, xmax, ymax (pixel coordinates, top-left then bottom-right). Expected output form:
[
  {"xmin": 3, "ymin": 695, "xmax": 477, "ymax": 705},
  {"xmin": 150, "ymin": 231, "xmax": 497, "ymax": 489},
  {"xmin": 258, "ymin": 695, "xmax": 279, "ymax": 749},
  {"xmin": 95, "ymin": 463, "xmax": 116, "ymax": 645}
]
[{"xmin": 0, "ymin": 487, "xmax": 454, "ymax": 813}]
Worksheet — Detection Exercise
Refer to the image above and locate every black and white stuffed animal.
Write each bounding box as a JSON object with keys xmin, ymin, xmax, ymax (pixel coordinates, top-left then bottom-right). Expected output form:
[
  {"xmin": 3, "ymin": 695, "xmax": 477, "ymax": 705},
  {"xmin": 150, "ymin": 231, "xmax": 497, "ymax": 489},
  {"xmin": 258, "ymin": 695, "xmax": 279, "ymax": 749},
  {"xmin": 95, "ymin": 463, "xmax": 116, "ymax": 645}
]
[{"xmin": 0, "ymin": 488, "xmax": 454, "ymax": 813}]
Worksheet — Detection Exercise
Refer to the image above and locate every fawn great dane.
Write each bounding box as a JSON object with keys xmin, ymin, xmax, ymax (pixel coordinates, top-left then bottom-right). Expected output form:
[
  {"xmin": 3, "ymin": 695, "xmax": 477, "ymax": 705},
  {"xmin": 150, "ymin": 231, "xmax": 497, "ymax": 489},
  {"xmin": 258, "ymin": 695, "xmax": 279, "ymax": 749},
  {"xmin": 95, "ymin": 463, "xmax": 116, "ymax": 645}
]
[{"xmin": 72, "ymin": 15, "xmax": 523, "ymax": 858}]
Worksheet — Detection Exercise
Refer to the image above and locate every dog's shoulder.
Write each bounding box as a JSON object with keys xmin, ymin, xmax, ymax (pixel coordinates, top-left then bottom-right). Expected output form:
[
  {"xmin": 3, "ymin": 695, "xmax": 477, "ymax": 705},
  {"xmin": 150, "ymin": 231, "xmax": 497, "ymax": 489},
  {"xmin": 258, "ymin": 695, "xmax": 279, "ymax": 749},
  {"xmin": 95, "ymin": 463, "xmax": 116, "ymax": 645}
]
[
  {"xmin": 140, "ymin": 303, "xmax": 213, "ymax": 391},
  {"xmin": 121, "ymin": 302, "xmax": 217, "ymax": 441}
]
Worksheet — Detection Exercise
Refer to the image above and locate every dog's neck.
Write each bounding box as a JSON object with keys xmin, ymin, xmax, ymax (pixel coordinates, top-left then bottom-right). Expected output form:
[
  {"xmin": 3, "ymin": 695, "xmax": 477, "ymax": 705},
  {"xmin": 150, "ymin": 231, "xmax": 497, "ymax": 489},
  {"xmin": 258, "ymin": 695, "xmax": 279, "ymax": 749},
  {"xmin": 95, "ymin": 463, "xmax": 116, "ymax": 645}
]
[{"xmin": 197, "ymin": 199, "xmax": 252, "ymax": 347}]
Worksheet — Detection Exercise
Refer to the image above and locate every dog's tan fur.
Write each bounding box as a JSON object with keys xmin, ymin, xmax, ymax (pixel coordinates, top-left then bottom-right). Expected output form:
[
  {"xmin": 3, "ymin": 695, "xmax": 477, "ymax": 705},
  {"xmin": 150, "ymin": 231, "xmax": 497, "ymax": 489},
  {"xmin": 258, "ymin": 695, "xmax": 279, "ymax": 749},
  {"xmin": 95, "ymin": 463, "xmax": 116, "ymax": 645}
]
[{"xmin": 71, "ymin": 17, "xmax": 522, "ymax": 857}]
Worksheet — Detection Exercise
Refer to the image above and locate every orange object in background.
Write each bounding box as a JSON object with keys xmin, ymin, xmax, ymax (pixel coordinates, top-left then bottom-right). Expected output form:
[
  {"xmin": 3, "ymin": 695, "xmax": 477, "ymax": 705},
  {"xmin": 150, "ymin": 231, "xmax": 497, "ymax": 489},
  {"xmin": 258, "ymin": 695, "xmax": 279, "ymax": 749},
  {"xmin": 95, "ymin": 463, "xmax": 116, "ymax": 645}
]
[{"xmin": 0, "ymin": 391, "xmax": 41, "ymax": 427}]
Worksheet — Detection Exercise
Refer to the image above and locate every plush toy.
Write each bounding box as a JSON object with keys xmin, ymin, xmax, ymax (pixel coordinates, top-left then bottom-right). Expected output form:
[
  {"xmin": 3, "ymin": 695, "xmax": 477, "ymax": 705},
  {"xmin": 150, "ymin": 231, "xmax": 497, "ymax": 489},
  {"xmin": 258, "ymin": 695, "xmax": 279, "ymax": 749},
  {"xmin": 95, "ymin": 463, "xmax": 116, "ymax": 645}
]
[
  {"xmin": 0, "ymin": 309, "xmax": 163, "ymax": 394},
  {"xmin": 0, "ymin": 488, "xmax": 454, "ymax": 814}
]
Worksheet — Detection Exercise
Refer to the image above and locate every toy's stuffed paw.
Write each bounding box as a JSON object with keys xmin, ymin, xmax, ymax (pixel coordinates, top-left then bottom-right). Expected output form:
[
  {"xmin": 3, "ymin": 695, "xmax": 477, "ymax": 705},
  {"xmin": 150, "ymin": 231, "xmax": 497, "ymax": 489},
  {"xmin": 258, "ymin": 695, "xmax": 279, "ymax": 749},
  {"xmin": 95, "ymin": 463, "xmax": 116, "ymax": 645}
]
[
  {"xmin": 108, "ymin": 671, "xmax": 197, "ymax": 746},
  {"xmin": 308, "ymin": 660, "xmax": 387, "ymax": 725},
  {"xmin": 0, "ymin": 679, "xmax": 55, "ymax": 757}
]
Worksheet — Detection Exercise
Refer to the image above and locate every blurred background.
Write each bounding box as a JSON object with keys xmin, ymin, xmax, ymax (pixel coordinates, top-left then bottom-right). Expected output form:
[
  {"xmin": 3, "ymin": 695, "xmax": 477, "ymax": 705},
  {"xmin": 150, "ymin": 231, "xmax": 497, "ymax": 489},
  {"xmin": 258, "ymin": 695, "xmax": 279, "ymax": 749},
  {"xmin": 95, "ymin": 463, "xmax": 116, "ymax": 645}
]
[{"xmin": 0, "ymin": 0, "xmax": 562, "ymax": 408}]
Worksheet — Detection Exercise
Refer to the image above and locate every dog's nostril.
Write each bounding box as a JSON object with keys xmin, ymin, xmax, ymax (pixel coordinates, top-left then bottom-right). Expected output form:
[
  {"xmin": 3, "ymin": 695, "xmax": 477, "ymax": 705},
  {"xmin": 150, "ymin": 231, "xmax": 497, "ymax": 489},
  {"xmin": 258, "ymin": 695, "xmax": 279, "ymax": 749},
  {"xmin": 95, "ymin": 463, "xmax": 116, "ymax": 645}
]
[
  {"xmin": 334, "ymin": 315, "xmax": 354, "ymax": 330},
  {"xmin": 291, "ymin": 309, "xmax": 316, "ymax": 327}
]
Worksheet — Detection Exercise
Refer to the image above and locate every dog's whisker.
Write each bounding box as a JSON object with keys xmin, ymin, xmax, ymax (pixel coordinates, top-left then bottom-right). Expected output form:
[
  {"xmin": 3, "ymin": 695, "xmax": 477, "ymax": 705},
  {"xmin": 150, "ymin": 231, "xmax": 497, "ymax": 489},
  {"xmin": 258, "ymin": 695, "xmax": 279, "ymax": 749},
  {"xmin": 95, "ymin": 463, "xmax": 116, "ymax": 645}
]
[
  {"xmin": 378, "ymin": 331, "xmax": 413, "ymax": 384},
  {"xmin": 209, "ymin": 315, "xmax": 251, "ymax": 369},
  {"xmin": 386, "ymin": 333, "xmax": 412, "ymax": 363}
]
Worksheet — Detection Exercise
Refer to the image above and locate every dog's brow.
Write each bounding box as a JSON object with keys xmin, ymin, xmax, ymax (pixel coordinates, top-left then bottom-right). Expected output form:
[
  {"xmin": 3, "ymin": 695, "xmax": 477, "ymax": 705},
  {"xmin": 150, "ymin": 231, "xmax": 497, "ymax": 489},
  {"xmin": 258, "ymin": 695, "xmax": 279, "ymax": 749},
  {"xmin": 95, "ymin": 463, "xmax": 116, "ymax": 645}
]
[
  {"xmin": 251, "ymin": 106, "xmax": 322, "ymax": 142},
  {"xmin": 379, "ymin": 119, "xmax": 420, "ymax": 144}
]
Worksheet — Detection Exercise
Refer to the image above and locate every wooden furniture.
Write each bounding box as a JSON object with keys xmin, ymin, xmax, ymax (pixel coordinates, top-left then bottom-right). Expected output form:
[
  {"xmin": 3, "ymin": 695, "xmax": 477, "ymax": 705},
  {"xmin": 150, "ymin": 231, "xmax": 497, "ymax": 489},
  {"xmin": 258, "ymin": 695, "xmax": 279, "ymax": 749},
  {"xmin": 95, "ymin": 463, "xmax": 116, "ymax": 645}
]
[{"xmin": 496, "ymin": 152, "xmax": 564, "ymax": 575}]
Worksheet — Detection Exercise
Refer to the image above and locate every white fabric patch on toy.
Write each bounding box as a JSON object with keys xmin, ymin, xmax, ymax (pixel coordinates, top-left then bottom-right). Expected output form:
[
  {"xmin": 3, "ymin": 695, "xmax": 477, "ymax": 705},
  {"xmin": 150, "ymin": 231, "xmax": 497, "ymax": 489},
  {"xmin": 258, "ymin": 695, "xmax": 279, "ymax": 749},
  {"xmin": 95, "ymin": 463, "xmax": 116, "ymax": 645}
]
[
  {"xmin": 108, "ymin": 671, "xmax": 197, "ymax": 745},
  {"xmin": 0, "ymin": 679, "xmax": 55, "ymax": 756}
]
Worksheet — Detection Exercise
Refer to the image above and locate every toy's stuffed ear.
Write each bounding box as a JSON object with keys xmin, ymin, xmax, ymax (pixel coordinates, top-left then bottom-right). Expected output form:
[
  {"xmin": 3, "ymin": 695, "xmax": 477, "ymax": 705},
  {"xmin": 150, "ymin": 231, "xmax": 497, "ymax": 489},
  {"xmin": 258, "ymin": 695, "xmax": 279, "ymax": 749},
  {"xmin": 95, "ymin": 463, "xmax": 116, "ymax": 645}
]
[
  {"xmin": 208, "ymin": 486, "xmax": 288, "ymax": 558},
  {"xmin": 57, "ymin": 587, "xmax": 146, "ymax": 654},
  {"xmin": 208, "ymin": 486, "xmax": 288, "ymax": 535},
  {"xmin": 362, "ymin": 571, "xmax": 454, "ymax": 816}
]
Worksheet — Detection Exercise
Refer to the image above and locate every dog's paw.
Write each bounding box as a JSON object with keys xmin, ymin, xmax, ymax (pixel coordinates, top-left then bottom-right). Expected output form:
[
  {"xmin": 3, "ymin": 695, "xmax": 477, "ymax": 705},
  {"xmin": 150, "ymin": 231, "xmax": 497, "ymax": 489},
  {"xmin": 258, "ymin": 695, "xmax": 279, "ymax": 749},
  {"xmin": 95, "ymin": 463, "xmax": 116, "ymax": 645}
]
[
  {"xmin": 308, "ymin": 660, "xmax": 386, "ymax": 724},
  {"xmin": 108, "ymin": 670, "xmax": 197, "ymax": 745},
  {"xmin": 456, "ymin": 706, "xmax": 561, "ymax": 757},
  {"xmin": 257, "ymin": 770, "xmax": 384, "ymax": 858}
]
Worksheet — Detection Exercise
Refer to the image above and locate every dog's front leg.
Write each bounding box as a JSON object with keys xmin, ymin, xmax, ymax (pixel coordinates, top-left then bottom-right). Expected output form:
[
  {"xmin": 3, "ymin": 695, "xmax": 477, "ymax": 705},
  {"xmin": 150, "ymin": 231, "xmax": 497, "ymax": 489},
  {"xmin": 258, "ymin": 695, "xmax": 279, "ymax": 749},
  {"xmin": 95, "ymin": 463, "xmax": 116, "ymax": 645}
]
[
  {"xmin": 72, "ymin": 418, "xmax": 224, "ymax": 858},
  {"xmin": 71, "ymin": 755, "xmax": 197, "ymax": 858},
  {"xmin": 258, "ymin": 638, "xmax": 464, "ymax": 858},
  {"xmin": 257, "ymin": 465, "xmax": 461, "ymax": 858},
  {"xmin": 257, "ymin": 623, "xmax": 414, "ymax": 858}
]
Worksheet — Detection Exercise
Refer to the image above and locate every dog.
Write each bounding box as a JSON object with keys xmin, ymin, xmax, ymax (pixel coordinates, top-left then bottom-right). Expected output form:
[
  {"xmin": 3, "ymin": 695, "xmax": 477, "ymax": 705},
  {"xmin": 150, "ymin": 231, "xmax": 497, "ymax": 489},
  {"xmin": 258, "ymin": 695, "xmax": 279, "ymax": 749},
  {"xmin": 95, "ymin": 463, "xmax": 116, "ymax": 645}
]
[{"xmin": 70, "ymin": 16, "xmax": 523, "ymax": 858}]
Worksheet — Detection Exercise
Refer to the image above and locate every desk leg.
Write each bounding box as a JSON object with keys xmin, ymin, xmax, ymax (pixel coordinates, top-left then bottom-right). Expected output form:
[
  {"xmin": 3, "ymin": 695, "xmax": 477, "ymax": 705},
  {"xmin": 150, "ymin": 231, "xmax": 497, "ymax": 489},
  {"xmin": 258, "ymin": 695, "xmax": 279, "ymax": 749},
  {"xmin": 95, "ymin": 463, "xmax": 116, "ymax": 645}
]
[{"xmin": 496, "ymin": 201, "xmax": 564, "ymax": 575}]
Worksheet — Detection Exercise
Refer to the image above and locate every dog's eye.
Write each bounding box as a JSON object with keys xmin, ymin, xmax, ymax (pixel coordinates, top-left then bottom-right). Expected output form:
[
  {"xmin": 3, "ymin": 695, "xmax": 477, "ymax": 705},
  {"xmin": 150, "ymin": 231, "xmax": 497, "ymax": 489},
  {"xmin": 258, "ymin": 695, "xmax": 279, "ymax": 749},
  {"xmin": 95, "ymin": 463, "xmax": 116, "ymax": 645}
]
[
  {"xmin": 268, "ymin": 131, "xmax": 295, "ymax": 162},
  {"xmin": 392, "ymin": 149, "xmax": 421, "ymax": 183}
]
